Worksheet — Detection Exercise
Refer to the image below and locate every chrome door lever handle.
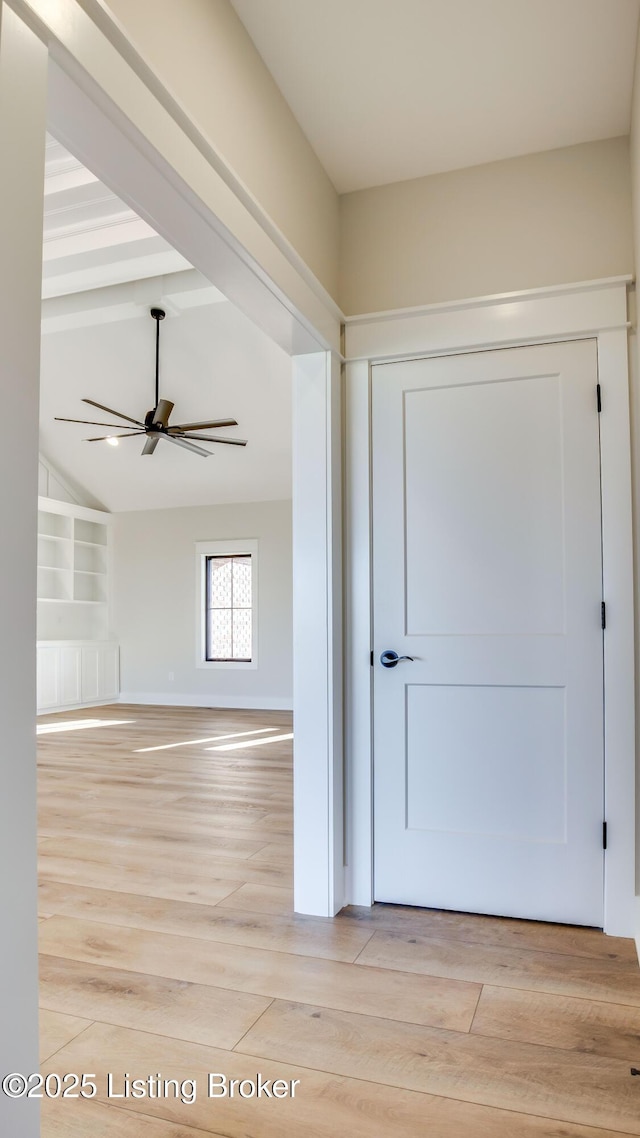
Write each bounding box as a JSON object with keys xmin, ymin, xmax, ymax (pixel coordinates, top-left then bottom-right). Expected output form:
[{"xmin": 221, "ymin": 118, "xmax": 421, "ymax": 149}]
[{"xmin": 380, "ymin": 650, "xmax": 414, "ymax": 669}]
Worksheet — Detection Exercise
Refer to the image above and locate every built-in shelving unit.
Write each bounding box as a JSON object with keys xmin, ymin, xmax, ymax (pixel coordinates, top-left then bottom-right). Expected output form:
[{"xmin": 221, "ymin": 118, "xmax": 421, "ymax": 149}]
[
  {"xmin": 37, "ymin": 497, "xmax": 111, "ymax": 641},
  {"xmin": 37, "ymin": 497, "xmax": 118, "ymax": 711}
]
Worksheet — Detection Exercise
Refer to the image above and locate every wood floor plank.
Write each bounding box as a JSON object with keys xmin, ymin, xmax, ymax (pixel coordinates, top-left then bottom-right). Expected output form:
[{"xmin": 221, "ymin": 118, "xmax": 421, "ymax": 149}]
[
  {"xmin": 39, "ymin": 954, "xmax": 270, "ymax": 1050},
  {"xmin": 42, "ymin": 1097, "xmax": 224, "ymax": 1137},
  {"xmin": 37, "ymin": 881, "xmax": 372, "ymax": 962},
  {"xmin": 37, "ymin": 816, "xmax": 282, "ymax": 848},
  {"xmin": 236, "ymin": 998, "xmax": 640, "ymax": 1134},
  {"xmin": 38, "ymin": 857, "xmax": 244, "ymax": 906},
  {"xmin": 39, "ymin": 851, "xmax": 290, "ymax": 890},
  {"xmin": 356, "ymin": 928, "xmax": 640, "ymax": 1005},
  {"xmin": 216, "ymin": 883, "xmax": 294, "ymax": 917},
  {"xmin": 39, "ymin": 831, "xmax": 269, "ymax": 863},
  {"xmin": 341, "ymin": 903, "xmax": 637, "ymax": 963},
  {"xmin": 248, "ymin": 842, "xmax": 292, "ymax": 866},
  {"xmin": 38, "ymin": 916, "xmax": 481, "ymax": 1030},
  {"xmin": 471, "ymin": 984, "xmax": 640, "ymax": 1061},
  {"xmin": 39, "ymin": 1008, "xmax": 92, "ymax": 1062},
  {"xmin": 39, "ymin": 806, "xmax": 274, "ymax": 837},
  {"xmin": 41, "ymin": 1021, "xmax": 637, "ymax": 1138}
]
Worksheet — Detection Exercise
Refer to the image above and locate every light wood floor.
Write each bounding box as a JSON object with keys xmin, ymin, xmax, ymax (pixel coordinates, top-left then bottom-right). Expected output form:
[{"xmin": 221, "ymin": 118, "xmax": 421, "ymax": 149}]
[{"xmin": 37, "ymin": 704, "xmax": 640, "ymax": 1137}]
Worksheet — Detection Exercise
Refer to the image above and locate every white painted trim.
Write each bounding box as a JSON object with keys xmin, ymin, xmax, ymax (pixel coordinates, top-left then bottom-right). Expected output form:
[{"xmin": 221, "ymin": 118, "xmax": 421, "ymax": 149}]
[
  {"xmin": 46, "ymin": 0, "xmax": 344, "ymax": 329},
  {"xmin": 343, "ymin": 275, "xmax": 634, "ymax": 324},
  {"xmin": 0, "ymin": 7, "xmax": 47, "ymax": 1132},
  {"xmin": 118, "ymin": 692, "xmax": 293, "ymax": 711},
  {"xmin": 345, "ymin": 282, "xmax": 635, "ymax": 936},
  {"xmin": 10, "ymin": 0, "xmax": 341, "ymax": 354},
  {"xmin": 344, "ymin": 359, "xmax": 374, "ymax": 906},
  {"xmin": 598, "ymin": 328, "xmax": 636, "ymax": 936},
  {"xmin": 37, "ymin": 698, "xmax": 115, "ymax": 716},
  {"xmin": 194, "ymin": 539, "xmax": 259, "ymax": 670},
  {"xmin": 292, "ymin": 351, "xmax": 344, "ymax": 917},
  {"xmin": 344, "ymin": 278, "xmax": 630, "ymax": 363},
  {"xmin": 38, "ymin": 494, "xmax": 112, "ymax": 525}
]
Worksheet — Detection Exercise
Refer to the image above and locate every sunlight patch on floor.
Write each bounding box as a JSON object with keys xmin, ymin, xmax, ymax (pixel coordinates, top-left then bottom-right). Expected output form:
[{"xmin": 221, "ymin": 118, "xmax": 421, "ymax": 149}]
[
  {"xmin": 134, "ymin": 727, "xmax": 279, "ymax": 753},
  {"xmin": 37, "ymin": 719, "xmax": 135, "ymax": 735},
  {"xmin": 208, "ymin": 732, "xmax": 294, "ymax": 752}
]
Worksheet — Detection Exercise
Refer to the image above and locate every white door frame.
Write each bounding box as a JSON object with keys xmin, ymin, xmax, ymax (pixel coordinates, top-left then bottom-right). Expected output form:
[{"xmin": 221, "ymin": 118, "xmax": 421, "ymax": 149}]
[
  {"xmin": 3, "ymin": 21, "xmax": 342, "ymax": 1085},
  {"xmin": 344, "ymin": 277, "xmax": 635, "ymax": 937},
  {"xmin": 0, "ymin": 7, "xmax": 47, "ymax": 1134}
]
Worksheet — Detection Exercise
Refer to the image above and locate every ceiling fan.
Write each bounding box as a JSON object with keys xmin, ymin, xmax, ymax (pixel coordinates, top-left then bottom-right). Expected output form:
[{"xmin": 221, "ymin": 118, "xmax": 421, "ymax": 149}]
[{"xmin": 55, "ymin": 307, "xmax": 248, "ymax": 458}]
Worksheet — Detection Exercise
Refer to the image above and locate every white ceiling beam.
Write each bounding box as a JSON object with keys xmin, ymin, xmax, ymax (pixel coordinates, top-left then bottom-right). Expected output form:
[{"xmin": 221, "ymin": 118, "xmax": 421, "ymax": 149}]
[{"xmin": 41, "ymin": 268, "xmax": 227, "ymax": 333}]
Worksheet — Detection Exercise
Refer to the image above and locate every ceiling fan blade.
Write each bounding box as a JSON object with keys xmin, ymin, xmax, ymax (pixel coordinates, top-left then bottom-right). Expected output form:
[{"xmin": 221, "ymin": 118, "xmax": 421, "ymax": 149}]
[
  {"xmin": 56, "ymin": 417, "xmax": 141, "ymax": 429},
  {"xmin": 142, "ymin": 436, "xmax": 160, "ymax": 456},
  {"xmin": 85, "ymin": 431, "xmax": 145, "ymax": 441},
  {"xmin": 83, "ymin": 399, "xmax": 144, "ymax": 427},
  {"xmin": 162, "ymin": 434, "xmax": 211, "ymax": 458},
  {"xmin": 173, "ymin": 433, "xmax": 247, "ymax": 446},
  {"xmin": 169, "ymin": 418, "xmax": 238, "ymax": 432},
  {"xmin": 152, "ymin": 399, "xmax": 174, "ymax": 427}
]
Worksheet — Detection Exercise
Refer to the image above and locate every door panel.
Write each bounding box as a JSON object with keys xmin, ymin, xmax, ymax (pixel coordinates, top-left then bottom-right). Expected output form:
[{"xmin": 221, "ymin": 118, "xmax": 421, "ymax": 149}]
[
  {"xmin": 404, "ymin": 373, "xmax": 565, "ymax": 636},
  {"xmin": 405, "ymin": 684, "xmax": 566, "ymax": 842},
  {"xmin": 59, "ymin": 645, "xmax": 82, "ymax": 705},
  {"xmin": 37, "ymin": 646, "xmax": 59, "ymax": 710},
  {"xmin": 372, "ymin": 340, "xmax": 604, "ymax": 925},
  {"xmin": 81, "ymin": 645, "xmax": 100, "ymax": 703}
]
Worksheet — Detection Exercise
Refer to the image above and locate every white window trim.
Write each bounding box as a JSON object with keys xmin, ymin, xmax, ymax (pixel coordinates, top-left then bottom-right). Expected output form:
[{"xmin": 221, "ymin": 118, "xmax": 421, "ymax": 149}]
[{"xmin": 195, "ymin": 539, "xmax": 258, "ymax": 670}]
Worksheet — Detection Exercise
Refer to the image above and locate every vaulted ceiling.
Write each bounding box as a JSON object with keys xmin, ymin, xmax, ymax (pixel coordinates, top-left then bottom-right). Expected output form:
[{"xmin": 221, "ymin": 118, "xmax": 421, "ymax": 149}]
[
  {"xmin": 230, "ymin": 0, "xmax": 640, "ymax": 193},
  {"xmin": 40, "ymin": 140, "xmax": 292, "ymax": 512}
]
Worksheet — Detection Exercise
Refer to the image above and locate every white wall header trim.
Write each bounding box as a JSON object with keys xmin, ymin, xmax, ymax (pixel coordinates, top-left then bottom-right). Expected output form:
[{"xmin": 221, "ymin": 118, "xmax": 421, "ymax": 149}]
[{"xmin": 344, "ymin": 279, "xmax": 632, "ymax": 362}]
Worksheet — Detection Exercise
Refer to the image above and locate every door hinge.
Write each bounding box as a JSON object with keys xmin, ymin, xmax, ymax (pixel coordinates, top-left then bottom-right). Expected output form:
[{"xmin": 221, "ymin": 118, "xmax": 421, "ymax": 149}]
[
  {"xmin": 370, "ymin": 650, "xmax": 374, "ymax": 666},
  {"xmin": 603, "ymin": 821, "xmax": 607, "ymax": 850},
  {"xmin": 596, "ymin": 383, "xmax": 602, "ymax": 412},
  {"xmin": 601, "ymin": 601, "xmax": 606, "ymax": 630}
]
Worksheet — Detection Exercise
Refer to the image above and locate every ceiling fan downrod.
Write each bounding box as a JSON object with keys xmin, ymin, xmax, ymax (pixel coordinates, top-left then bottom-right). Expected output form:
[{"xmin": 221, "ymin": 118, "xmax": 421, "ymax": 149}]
[{"xmin": 150, "ymin": 306, "xmax": 165, "ymax": 418}]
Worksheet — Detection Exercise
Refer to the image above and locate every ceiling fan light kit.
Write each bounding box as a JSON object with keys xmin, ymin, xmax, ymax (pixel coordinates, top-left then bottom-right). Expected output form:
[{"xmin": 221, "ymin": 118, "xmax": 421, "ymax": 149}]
[{"xmin": 55, "ymin": 307, "xmax": 247, "ymax": 458}]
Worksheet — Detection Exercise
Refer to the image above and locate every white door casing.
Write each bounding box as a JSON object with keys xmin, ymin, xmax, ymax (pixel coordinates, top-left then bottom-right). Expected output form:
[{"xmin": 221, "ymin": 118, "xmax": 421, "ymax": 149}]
[
  {"xmin": 345, "ymin": 281, "xmax": 634, "ymax": 936},
  {"xmin": 372, "ymin": 340, "xmax": 605, "ymax": 924}
]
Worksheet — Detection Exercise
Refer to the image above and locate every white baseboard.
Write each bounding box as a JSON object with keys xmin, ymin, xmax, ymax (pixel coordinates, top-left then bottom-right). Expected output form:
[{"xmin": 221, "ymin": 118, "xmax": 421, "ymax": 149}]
[
  {"xmin": 118, "ymin": 691, "xmax": 293, "ymax": 711},
  {"xmin": 37, "ymin": 698, "xmax": 117, "ymax": 716}
]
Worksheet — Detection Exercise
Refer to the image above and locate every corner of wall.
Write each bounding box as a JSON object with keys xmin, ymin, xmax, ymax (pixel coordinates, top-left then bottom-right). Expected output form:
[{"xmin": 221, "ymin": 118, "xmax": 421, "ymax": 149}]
[{"xmin": 38, "ymin": 451, "xmax": 105, "ymax": 510}]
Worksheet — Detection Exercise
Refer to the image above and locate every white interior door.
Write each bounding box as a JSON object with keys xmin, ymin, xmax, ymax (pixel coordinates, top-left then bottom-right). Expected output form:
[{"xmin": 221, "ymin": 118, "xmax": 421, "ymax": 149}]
[{"xmin": 372, "ymin": 340, "xmax": 605, "ymax": 925}]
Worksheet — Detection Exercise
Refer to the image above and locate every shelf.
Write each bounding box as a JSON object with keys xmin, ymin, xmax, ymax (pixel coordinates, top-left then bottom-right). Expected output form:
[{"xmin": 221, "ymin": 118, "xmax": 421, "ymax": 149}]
[
  {"xmin": 38, "ymin": 515, "xmax": 72, "ymax": 540},
  {"xmin": 38, "ymin": 597, "xmax": 106, "ymax": 605},
  {"xmin": 74, "ymin": 519, "xmax": 108, "ymax": 546},
  {"xmin": 37, "ymin": 498, "xmax": 111, "ymax": 642}
]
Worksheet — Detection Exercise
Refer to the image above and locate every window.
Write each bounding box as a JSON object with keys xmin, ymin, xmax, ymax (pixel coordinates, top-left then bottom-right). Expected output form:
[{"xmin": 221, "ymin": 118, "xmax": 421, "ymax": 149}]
[
  {"xmin": 205, "ymin": 554, "xmax": 252, "ymax": 661},
  {"xmin": 196, "ymin": 540, "xmax": 258, "ymax": 668}
]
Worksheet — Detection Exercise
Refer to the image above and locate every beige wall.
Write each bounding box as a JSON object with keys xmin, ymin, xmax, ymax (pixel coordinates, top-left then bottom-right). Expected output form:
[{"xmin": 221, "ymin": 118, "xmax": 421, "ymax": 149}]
[
  {"xmin": 104, "ymin": 0, "xmax": 340, "ymax": 298},
  {"xmin": 113, "ymin": 500, "xmax": 292, "ymax": 707},
  {"xmin": 340, "ymin": 137, "xmax": 633, "ymax": 314}
]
